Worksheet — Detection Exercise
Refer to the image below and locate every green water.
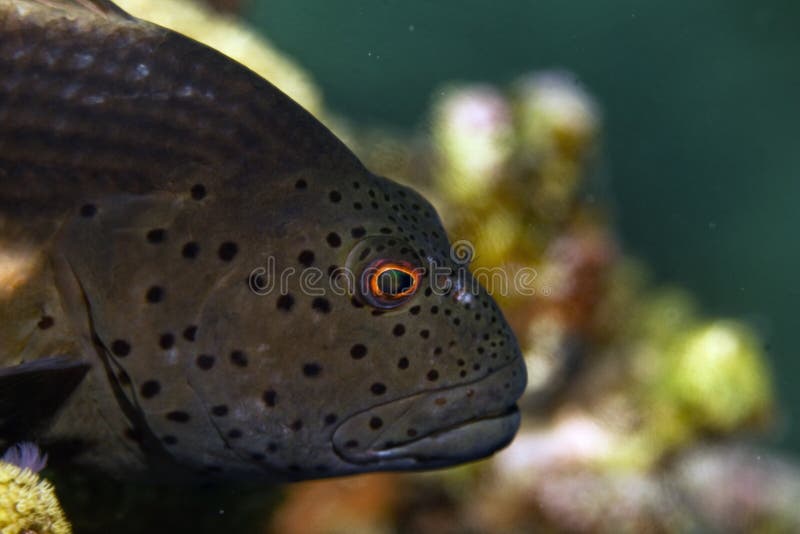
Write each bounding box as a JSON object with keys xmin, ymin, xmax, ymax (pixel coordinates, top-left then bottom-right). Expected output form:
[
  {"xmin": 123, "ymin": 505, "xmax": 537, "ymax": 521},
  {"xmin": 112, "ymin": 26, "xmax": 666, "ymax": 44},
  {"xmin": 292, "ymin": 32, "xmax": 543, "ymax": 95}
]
[{"xmin": 247, "ymin": 0, "xmax": 800, "ymax": 453}]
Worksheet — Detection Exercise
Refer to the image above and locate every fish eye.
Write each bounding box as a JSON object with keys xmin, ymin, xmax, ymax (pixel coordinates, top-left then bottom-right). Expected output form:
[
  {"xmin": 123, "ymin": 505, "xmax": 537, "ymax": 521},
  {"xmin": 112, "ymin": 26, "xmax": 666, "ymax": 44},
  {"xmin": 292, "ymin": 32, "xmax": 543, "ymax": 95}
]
[{"xmin": 361, "ymin": 260, "xmax": 421, "ymax": 309}]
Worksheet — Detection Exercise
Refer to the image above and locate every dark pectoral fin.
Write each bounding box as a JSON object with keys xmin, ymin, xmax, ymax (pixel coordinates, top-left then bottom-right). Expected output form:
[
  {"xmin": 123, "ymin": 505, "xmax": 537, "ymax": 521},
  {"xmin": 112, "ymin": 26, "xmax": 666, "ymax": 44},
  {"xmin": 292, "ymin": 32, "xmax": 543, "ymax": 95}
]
[{"xmin": 0, "ymin": 357, "xmax": 90, "ymax": 441}]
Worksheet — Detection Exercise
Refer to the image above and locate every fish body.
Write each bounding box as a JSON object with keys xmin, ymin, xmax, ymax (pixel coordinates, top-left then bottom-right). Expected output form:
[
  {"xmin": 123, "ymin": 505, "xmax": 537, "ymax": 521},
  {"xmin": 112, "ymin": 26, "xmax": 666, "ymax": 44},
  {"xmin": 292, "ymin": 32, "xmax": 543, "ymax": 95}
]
[{"xmin": 0, "ymin": 0, "xmax": 526, "ymax": 481}]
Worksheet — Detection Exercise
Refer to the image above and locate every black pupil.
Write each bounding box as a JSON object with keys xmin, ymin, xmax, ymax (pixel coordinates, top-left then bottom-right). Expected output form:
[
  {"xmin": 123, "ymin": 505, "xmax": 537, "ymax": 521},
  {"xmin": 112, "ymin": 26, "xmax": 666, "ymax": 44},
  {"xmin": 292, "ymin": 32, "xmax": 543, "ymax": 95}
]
[{"xmin": 376, "ymin": 269, "xmax": 414, "ymax": 296}]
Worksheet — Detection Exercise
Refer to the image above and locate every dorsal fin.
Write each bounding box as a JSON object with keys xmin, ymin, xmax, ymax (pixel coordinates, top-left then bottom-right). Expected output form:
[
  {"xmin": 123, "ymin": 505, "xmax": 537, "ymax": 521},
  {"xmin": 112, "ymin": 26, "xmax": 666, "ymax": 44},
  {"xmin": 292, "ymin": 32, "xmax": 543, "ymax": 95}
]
[{"xmin": 32, "ymin": 0, "xmax": 133, "ymax": 19}]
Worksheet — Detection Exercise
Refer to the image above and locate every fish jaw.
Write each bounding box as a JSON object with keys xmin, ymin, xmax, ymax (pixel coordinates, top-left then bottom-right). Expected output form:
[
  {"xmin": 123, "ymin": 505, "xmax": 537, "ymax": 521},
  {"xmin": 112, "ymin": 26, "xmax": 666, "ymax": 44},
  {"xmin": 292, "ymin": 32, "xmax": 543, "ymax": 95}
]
[{"xmin": 331, "ymin": 352, "xmax": 526, "ymax": 470}]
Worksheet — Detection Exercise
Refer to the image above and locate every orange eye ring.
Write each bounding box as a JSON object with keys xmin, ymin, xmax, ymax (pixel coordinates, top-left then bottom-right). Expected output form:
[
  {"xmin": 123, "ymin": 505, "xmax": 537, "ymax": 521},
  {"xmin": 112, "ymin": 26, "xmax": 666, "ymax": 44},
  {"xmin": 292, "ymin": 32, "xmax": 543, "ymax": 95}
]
[{"xmin": 361, "ymin": 260, "xmax": 422, "ymax": 309}]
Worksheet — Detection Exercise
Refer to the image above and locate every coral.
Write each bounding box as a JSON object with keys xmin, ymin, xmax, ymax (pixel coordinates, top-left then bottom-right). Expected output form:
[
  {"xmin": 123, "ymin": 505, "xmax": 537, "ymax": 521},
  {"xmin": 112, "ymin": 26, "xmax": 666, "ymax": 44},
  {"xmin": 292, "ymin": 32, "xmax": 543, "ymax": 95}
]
[{"xmin": 0, "ymin": 460, "xmax": 70, "ymax": 534}]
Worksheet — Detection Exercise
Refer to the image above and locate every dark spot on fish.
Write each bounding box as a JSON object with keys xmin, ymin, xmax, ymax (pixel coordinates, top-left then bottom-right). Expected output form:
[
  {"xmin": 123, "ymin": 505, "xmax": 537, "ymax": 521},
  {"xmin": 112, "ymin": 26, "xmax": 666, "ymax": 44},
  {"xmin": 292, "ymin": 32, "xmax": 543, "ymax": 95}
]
[
  {"xmin": 298, "ymin": 250, "xmax": 314, "ymax": 267},
  {"xmin": 196, "ymin": 354, "xmax": 215, "ymax": 370},
  {"xmin": 434, "ymin": 347, "xmax": 442, "ymax": 355},
  {"xmin": 37, "ymin": 316, "xmax": 54, "ymax": 329},
  {"xmin": 358, "ymin": 247, "xmax": 371, "ymax": 261},
  {"xmin": 369, "ymin": 417, "xmax": 383, "ymax": 430},
  {"xmin": 420, "ymin": 329, "xmax": 430, "ymax": 339},
  {"xmin": 473, "ymin": 363, "xmax": 481, "ymax": 371},
  {"xmin": 218, "ymin": 241, "xmax": 238, "ymax": 261},
  {"xmin": 350, "ymin": 344, "xmax": 367, "ymax": 359},
  {"xmin": 326, "ymin": 232, "xmax": 341, "ymax": 247},
  {"xmin": 350, "ymin": 297, "xmax": 364, "ymax": 308},
  {"xmin": 454, "ymin": 318, "xmax": 461, "ymax": 326},
  {"xmin": 370, "ymin": 383, "xmax": 386, "ymax": 395},
  {"xmin": 190, "ymin": 184, "xmax": 206, "ymax": 200},
  {"xmin": 140, "ymin": 380, "xmax": 160, "ymax": 398},
  {"xmin": 427, "ymin": 369, "xmax": 439, "ymax": 381},
  {"xmin": 166, "ymin": 411, "xmax": 190, "ymax": 423},
  {"xmin": 79, "ymin": 203, "xmax": 97, "ymax": 217},
  {"xmin": 329, "ymin": 190, "xmax": 341, "ymax": 203},
  {"xmin": 183, "ymin": 325, "xmax": 198, "ymax": 341},
  {"xmin": 409, "ymin": 306, "xmax": 420, "ymax": 315},
  {"xmin": 379, "ymin": 227, "xmax": 392, "ymax": 234},
  {"xmin": 230, "ymin": 350, "xmax": 248, "ymax": 367},
  {"xmin": 295, "ymin": 179, "xmax": 307, "ymax": 190},
  {"xmin": 324, "ymin": 413, "xmax": 338, "ymax": 425},
  {"xmin": 290, "ymin": 420, "xmax": 303, "ymax": 431},
  {"xmin": 111, "ymin": 339, "xmax": 131, "ymax": 357},
  {"xmin": 146, "ymin": 228, "xmax": 166, "ymax": 243},
  {"xmin": 397, "ymin": 357, "xmax": 409, "ymax": 369},
  {"xmin": 353, "ymin": 202, "xmax": 363, "ymax": 210},
  {"xmin": 312, "ymin": 297, "xmax": 331, "ymax": 313},
  {"xmin": 145, "ymin": 286, "xmax": 164, "ymax": 303},
  {"xmin": 276, "ymin": 294, "xmax": 294, "ymax": 311},
  {"xmin": 302, "ymin": 362, "xmax": 322, "ymax": 377},
  {"xmin": 159, "ymin": 333, "xmax": 175, "ymax": 350},
  {"xmin": 182, "ymin": 241, "xmax": 200, "ymax": 259},
  {"xmin": 212, "ymin": 405, "xmax": 228, "ymax": 416},
  {"xmin": 393, "ymin": 324, "xmax": 405, "ymax": 337},
  {"xmin": 162, "ymin": 435, "xmax": 178, "ymax": 445},
  {"xmin": 457, "ymin": 359, "xmax": 465, "ymax": 366},
  {"xmin": 263, "ymin": 390, "xmax": 277, "ymax": 407},
  {"xmin": 430, "ymin": 306, "xmax": 439, "ymax": 314},
  {"xmin": 460, "ymin": 370, "xmax": 467, "ymax": 377},
  {"xmin": 227, "ymin": 429, "xmax": 243, "ymax": 439}
]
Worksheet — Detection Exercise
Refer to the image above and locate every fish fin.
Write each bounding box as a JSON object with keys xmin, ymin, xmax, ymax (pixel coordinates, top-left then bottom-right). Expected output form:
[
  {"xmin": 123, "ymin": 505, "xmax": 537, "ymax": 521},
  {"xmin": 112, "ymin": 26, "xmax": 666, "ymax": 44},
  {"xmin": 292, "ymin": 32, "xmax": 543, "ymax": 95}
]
[
  {"xmin": 0, "ymin": 357, "xmax": 91, "ymax": 442},
  {"xmin": 30, "ymin": 0, "xmax": 133, "ymax": 19}
]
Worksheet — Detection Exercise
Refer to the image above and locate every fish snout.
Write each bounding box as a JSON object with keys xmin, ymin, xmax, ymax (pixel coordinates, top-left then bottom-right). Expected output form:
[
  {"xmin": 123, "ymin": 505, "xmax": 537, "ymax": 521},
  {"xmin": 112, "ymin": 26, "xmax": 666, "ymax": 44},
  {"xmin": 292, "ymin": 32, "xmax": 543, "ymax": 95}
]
[{"xmin": 332, "ymin": 354, "xmax": 525, "ymax": 469}]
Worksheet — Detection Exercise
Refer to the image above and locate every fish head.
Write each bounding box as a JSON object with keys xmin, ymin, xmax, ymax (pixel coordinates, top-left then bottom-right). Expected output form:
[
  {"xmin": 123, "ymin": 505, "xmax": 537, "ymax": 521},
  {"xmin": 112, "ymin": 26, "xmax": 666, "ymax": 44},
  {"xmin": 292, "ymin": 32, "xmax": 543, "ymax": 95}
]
[{"xmin": 182, "ymin": 171, "xmax": 527, "ymax": 479}]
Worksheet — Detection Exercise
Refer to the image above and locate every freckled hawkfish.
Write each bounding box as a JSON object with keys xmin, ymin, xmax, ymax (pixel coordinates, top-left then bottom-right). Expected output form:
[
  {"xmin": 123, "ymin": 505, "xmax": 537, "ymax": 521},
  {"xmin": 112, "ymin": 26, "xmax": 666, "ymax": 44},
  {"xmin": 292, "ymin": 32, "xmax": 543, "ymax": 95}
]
[{"xmin": 0, "ymin": 0, "xmax": 526, "ymax": 481}]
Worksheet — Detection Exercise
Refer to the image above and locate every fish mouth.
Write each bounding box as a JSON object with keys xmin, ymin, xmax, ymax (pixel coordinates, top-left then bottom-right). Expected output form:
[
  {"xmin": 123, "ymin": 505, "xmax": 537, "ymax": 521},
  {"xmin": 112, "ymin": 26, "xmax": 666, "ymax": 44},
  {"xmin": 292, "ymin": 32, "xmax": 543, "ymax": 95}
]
[{"xmin": 332, "ymin": 357, "xmax": 525, "ymax": 469}]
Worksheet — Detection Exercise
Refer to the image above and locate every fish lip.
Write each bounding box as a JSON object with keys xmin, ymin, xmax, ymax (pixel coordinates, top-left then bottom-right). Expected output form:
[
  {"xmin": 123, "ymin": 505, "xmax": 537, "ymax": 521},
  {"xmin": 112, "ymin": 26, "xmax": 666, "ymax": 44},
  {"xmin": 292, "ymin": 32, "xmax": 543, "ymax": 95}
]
[
  {"xmin": 331, "ymin": 355, "xmax": 526, "ymax": 469},
  {"xmin": 373, "ymin": 404, "xmax": 520, "ymax": 462},
  {"xmin": 334, "ymin": 404, "xmax": 521, "ymax": 469}
]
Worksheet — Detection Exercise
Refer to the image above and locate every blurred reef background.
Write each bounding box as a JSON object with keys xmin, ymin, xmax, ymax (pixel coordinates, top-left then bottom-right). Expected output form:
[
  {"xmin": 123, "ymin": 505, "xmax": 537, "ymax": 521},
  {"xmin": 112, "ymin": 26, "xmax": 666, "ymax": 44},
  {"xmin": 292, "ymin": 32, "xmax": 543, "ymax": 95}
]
[{"xmin": 8, "ymin": 0, "xmax": 798, "ymax": 532}]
